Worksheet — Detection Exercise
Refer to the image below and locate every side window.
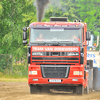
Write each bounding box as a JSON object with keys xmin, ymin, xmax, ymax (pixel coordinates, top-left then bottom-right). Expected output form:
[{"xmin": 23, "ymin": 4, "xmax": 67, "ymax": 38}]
[{"xmin": 83, "ymin": 28, "xmax": 84, "ymax": 42}]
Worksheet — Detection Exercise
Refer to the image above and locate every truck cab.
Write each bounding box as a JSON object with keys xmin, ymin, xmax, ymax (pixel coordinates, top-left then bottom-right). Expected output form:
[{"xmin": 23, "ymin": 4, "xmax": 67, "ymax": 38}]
[{"xmin": 23, "ymin": 17, "xmax": 91, "ymax": 95}]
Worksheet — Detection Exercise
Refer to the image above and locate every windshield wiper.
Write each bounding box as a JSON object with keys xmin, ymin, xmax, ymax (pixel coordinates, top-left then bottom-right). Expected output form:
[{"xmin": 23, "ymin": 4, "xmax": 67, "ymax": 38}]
[
  {"xmin": 30, "ymin": 41, "xmax": 46, "ymax": 45},
  {"xmin": 45, "ymin": 41, "xmax": 62, "ymax": 46},
  {"xmin": 30, "ymin": 41, "xmax": 78, "ymax": 46},
  {"xmin": 30, "ymin": 41, "xmax": 62, "ymax": 46},
  {"xmin": 59, "ymin": 41, "xmax": 77, "ymax": 46}
]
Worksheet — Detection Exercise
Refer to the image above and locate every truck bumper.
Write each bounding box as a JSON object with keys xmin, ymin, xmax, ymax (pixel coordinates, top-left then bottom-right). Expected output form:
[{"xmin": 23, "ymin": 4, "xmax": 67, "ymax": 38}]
[{"xmin": 28, "ymin": 77, "xmax": 84, "ymax": 86}]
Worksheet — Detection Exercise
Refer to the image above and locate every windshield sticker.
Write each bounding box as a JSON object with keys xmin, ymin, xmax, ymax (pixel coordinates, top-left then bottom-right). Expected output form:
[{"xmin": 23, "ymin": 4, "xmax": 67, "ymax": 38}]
[{"xmin": 32, "ymin": 46, "xmax": 79, "ymax": 52}]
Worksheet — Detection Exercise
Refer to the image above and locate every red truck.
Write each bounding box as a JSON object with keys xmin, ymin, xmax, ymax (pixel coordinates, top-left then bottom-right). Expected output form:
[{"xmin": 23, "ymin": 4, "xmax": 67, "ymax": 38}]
[{"xmin": 23, "ymin": 17, "xmax": 91, "ymax": 95}]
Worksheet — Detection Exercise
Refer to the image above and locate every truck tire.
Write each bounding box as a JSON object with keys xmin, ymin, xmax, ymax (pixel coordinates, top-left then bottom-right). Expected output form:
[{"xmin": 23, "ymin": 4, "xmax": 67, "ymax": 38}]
[
  {"xmin": 37, "ymin": 86, "xmax": 42, "ymax": 93},
  {"xmin": 30, "ymin": 84, "xmax": 37, "ymax": 94},
  {"xmin": 76, "ymin": 85, "xmax": 84, "ymax": 95},
  {"xmin": 41, "ymin": 86, "xmax": 50, "ymax": 93},
  {"xmin": 73, "ymin": 89, "xmax": 76, "ymax": 94}
]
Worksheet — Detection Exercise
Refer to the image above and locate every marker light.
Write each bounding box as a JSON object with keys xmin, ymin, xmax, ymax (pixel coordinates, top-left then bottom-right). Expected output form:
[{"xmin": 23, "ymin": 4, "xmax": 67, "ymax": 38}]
[
  {"xmin": 76, "ymin": 25, "xmax": 78, "ymax": 27},
  {"xmin": 72, "ymin": 79, "xmax": 78, "ymax": 81},
  {"xmin": 33, "ymin": 79, "xmax": 38, "ymax": 81},
  {"xmin": 34, "ymin": 24, "xmax": 37, "ymax": 27}
]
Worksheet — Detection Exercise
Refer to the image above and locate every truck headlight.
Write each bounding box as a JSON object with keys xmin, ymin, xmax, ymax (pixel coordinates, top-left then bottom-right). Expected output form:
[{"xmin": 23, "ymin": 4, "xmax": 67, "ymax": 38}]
[
  {"xmin": 73, "ymin": 71, "xmax": 82, "ymax": 75},
  {"xmin": 29, "ymin": 71, "xmax": 37, "ymax": 75}
]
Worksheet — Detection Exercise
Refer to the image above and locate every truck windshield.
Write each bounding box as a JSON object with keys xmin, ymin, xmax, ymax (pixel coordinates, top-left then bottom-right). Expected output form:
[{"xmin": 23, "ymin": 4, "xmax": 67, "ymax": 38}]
[{"xmin": 30, "ymin": 28, "xmax": 82, "ymax": 43}]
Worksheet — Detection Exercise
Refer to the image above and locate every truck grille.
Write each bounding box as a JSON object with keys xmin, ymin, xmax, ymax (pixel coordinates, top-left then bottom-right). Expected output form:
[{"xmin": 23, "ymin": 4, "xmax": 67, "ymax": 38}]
[
  {"xmin": 41, "ymin": 65, "xmax": 70, "ymax": 78},
  {"xmin": 32, "ymin": 52, "xmax": 79, "ymax": 64}
]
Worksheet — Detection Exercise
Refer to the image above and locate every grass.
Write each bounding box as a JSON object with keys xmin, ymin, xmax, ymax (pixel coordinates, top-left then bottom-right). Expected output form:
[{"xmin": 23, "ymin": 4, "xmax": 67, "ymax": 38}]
[
  {"xmin": 0, "ymin": 72, "xmax": 28, "ymax": 82},
  {"xmin": 0, "ymin": 77, "xmax": 28, "ymax": 82}
]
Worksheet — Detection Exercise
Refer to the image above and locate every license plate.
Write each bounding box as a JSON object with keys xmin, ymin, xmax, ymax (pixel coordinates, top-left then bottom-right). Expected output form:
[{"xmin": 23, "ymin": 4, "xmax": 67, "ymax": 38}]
[{"xmin": 49, "ymin": 79, "xmax": 61, "ymax": 82}]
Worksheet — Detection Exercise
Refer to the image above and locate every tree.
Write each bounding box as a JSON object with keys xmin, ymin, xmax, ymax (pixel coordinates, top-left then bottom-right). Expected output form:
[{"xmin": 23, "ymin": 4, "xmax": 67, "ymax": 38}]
[
  {"xmin": 0, "ymin": 0, "xmax": 37, "ymax": 59},
  {"xmin": 75, "ymin": 0, "xmax": 100, "ymax": 35},
  {"xmin": 42, "ymin": 0, "xmax": 78, "ymax": 22}
]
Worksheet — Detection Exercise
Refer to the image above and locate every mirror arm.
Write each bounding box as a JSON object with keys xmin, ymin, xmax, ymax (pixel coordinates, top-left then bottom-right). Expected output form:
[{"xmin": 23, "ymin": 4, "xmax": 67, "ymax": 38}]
[{"xmin": 27, "ymin": 27, "xmax": 29, "ymax": 30}]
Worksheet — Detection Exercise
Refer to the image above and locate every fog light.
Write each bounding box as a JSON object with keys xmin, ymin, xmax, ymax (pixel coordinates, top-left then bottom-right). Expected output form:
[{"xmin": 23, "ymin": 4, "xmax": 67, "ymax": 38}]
[
  {"xmin": 72, "ymin": 79, "xmax": 78, "ymax": 81},
  {"xmin": 33, "ymin": 79, "xmax": 38, "ymax": 81}
]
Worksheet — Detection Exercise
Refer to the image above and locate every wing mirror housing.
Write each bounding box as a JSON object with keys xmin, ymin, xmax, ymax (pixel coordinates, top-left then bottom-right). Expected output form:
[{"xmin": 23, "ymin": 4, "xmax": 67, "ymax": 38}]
[
  {"xmin": 86, "ymin": 31, "xmax": 91, "ymax": 41},
  {"xmin": 23, "ymin": 27, "xmax": 27, "ymax": 44},
  {"xmin": 23, "ymin": 27, "xmax": 27, "ymax": 40}
]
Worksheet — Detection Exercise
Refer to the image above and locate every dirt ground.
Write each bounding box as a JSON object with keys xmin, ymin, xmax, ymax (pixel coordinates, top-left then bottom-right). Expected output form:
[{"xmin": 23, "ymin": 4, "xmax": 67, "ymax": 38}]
[{"xmin": 0, "ymin": 82, "xmax": 100, "ymax": 100}]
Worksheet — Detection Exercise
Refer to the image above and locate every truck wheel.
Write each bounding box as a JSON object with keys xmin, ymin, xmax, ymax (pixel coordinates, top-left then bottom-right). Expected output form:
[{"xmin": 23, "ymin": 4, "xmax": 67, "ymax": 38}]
[
  {"xmin": 73, "ymin": 88, "xmax": 76, "ymax": 94},
  {"xmin": 41, "ymin": 86, "xmax": 50, "ymax": 93},
  {"xmin": 76, "ymin": 85, "xmax": 84, "ymax": 95},
  {"xmin": 30, "ymin": 84, "xmax": 37, "ymax": 94},
  {"xmin": 37, "ymin": 86, "xmax": 42, "ymax": 93}
]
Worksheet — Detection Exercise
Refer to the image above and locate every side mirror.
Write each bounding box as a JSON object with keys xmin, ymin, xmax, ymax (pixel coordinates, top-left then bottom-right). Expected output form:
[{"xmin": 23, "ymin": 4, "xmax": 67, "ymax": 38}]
[
  {"xmin": 86, "ymin": 31, "xmax": 91, "ymax": 41},
  {"xmin": 23, "ymin": 27, "xmax": 27, "ymax": 40}
]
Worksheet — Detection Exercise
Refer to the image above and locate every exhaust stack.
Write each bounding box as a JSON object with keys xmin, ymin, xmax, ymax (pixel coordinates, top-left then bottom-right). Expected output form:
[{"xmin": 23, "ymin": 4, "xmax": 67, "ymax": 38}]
[
  {"xmin": 50, "ymin": 17, "xmax": 68, "ymax": 22},
  {"xmin": 35, "ymin": 0, "xmax": 49, "ymax": 22}
]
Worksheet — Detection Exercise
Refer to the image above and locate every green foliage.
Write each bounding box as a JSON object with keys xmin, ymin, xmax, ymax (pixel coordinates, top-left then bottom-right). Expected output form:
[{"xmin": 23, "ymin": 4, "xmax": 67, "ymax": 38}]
[
  {"xmin": 0, "ymin": 3, "xmax": 3, "ymax": 15},
  {"xmin": 11, "ymin": 64, "xmax": 28, "ymax": 78},
  {"xmin": 43, "ymin": 0, "xmax": 78, "ymax": 22},
  {"xmin": 75, "ymin": 0, "xmax": 100, "ymax": 35},
  {"xmin": 22, "ymin": 0, "xmax": 37, "ymax": 23},
  {"xmin": 0, "ymin": 0, "xmax": 33, "ymax": 77},
  {"xmin": 0, "ymin": 0, "xmax": 100, "ymax": 77},
  {"xmin": 0, "ymin": 0, "xmax": 36, "ymax": 57},
  {"xmin": 0, "ymin": 54, "xmax": 28, "ymax": 78},
  {"xmin": 0, "ymin": 55, "xmax": 12, "ymax": 73}
]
